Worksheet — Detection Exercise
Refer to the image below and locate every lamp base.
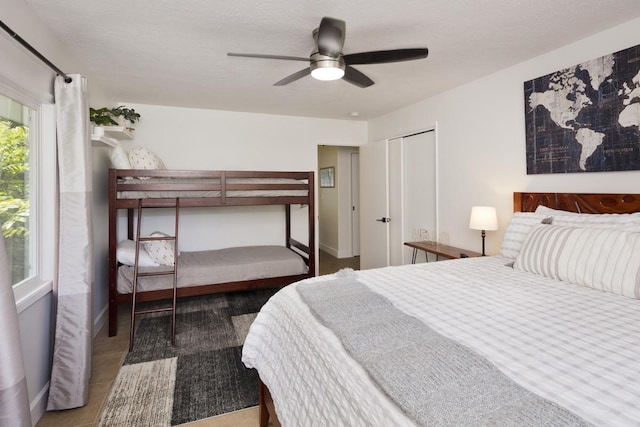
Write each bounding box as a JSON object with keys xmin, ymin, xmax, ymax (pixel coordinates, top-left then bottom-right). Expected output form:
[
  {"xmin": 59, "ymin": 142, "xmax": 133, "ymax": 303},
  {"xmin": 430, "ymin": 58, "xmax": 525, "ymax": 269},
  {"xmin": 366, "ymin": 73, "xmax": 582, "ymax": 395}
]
[{"xmin": 481, "ymin": 229, "xmax": 486, "ymax": 256}]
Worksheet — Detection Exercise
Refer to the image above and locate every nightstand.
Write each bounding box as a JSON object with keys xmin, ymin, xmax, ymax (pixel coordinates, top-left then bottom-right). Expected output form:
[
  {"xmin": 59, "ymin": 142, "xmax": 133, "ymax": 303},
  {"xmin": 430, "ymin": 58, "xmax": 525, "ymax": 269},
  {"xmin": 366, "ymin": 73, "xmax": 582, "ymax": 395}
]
[{"xmin": 404, "ymin": 241, "xmax": 482, "ymax": 263}]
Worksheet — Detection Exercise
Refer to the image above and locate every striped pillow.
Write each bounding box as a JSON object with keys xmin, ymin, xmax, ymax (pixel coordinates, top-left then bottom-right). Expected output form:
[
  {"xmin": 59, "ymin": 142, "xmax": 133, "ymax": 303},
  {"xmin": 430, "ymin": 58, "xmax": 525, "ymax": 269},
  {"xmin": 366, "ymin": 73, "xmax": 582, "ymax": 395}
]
[
  {"xmin": 535, "ymin": 205, "xmax": 640, "ymax": 232},
  {"xmin": 499, "ymin": 212, "xmax": 551, "ymax": 259},
  {"xmin": 514, "ymin": 224, "xmax": 640, "ymax": 299}
]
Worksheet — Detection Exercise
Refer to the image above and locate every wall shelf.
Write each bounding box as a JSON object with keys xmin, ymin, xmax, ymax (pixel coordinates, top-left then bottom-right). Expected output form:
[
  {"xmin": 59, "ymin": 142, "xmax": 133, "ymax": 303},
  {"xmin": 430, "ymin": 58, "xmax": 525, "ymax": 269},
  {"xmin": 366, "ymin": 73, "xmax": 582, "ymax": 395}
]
[
  {"xmin": 102, "ymin": 126, "xmax": 134, "ymax": 140},
  {"xmin": 91, "ymin": 134, "xmax": 119, "ymax": 148},
  {"xmin": 90, "ymin": 126, "xmax": 134, "ymax": 148}
]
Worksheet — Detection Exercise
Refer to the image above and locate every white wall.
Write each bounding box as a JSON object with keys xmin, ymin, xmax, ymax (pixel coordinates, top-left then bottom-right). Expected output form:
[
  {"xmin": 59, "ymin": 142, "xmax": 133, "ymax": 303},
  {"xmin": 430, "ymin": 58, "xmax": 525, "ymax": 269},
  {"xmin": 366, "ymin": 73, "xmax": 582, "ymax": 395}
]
[
  {"xmin": 369, "ymin": 17, "xmax": 640, "ymax": 256},
  {"xmin": 111, "ymin": 103, "xmax": 367, "ymax": 258}
]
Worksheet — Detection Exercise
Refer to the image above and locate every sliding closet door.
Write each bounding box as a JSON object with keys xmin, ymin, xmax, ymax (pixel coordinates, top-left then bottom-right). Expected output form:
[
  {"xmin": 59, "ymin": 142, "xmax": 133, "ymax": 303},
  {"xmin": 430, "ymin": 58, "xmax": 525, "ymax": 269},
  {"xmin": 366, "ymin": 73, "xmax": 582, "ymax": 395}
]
[
  {"xmin": 388, "ymin": 138, "xmax": 404, "ymax": 266},
  {"xmin": 402, "ymin": 131, "xmax": 437, "ymax": 263},
  {"xmin": 360, "ymin": 131, "xmax": 436, "ymax": 268}
]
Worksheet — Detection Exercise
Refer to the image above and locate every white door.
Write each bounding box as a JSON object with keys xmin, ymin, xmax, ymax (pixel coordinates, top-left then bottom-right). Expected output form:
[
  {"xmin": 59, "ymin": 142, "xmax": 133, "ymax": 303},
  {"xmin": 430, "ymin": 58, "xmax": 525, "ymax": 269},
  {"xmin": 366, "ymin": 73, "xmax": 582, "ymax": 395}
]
[
  {"xmin": 350, "ymin": 153, "xmax": 360, "ymax": 257},
  {"xmin": 360, "ymin": 139, "xmax": 389, "ymax": 269}
]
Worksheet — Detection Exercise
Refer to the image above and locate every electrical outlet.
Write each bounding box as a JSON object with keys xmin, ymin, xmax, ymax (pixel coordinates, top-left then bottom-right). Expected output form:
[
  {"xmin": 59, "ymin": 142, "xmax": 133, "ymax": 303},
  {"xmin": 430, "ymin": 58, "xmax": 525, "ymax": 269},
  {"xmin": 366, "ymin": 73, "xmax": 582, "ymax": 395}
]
[{"xmin": 419, "ymin": 229, "xmax": 429, "ymax": 241}]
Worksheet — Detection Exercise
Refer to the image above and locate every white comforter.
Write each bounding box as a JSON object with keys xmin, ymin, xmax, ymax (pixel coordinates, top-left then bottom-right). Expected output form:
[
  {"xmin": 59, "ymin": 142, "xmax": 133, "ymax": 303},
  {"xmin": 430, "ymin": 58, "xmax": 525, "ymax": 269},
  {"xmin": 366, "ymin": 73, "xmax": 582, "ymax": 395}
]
[{"xmin": 242, "ymin": 256, "xmax": 640, "ymax": 427}]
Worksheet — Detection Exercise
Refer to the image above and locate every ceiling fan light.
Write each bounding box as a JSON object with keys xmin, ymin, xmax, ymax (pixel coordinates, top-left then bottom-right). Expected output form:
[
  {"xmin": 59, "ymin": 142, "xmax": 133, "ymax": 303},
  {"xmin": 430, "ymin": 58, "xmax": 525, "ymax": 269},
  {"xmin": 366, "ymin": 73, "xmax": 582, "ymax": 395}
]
[
  {"xmin": 311, "ymin": 66, "xmax": 345, "ymax": 81},
  {"xmin": 310, "ymin": 53, "xmax": 345, "ymax": 81}
]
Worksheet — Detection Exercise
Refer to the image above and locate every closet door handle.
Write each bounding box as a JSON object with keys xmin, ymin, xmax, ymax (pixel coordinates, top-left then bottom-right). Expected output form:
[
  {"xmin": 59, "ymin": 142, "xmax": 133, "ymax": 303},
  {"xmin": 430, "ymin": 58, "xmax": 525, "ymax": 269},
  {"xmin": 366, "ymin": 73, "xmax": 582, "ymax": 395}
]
[{"xmin": 376, "ymin": 217, "xmax": 391, "ymax": 223}]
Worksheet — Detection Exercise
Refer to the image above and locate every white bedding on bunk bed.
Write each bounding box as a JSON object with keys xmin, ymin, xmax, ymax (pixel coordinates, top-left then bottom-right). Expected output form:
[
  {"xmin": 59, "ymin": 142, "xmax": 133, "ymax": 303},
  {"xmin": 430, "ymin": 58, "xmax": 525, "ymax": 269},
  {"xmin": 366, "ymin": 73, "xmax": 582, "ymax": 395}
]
[
  {"xmin": 242, "ymin": 255, "xmax": 640, "ymax": 427},
  {"xmin": 116, "ymin": 177, "xmax": 309, "ymax": 199},
  {"xmin": 117, "ymin": 245, "xmax": 308, "ymax": 294}
]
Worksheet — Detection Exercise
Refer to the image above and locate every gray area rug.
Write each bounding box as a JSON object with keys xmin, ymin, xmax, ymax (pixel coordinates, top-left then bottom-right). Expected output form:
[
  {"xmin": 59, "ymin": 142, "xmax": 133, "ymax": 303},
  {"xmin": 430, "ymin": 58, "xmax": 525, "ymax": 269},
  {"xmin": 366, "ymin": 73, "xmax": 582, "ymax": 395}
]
[{"xmin": 99, "ymin": 289, "xmax": 279, "ymax": 426}]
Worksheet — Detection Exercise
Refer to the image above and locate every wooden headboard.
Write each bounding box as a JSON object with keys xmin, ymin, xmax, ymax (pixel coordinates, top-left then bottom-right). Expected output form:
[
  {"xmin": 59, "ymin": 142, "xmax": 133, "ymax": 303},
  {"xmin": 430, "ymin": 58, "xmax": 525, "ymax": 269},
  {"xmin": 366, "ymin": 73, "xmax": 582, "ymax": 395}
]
[{"xmin": 514, "ymin": 192, "xmax": 640, "ymax": 214}]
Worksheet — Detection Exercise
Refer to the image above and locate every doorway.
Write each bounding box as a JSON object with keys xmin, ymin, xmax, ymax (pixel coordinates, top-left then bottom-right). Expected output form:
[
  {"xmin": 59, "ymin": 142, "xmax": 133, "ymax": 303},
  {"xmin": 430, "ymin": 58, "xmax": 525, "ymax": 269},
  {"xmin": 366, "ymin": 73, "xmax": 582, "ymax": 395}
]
[{"xmin": 317, "ymin": 145, "xmax": 360, "ymax": 275}]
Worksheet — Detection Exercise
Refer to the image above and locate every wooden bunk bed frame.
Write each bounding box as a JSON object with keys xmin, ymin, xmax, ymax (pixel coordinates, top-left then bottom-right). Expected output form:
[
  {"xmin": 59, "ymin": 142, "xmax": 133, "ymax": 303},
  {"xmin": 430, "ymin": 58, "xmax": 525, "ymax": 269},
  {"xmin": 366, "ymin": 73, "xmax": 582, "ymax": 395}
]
[{"xmin": 108, "ymin": 168, "xmax": 315, "ymax": 337}]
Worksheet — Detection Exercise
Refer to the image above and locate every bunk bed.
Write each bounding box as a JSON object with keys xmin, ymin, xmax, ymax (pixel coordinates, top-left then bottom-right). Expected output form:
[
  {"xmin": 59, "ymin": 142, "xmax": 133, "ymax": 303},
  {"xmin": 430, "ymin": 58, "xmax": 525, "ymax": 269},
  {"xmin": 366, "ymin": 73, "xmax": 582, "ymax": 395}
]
[{"xmin": 107, "ymin": 168, "xmax": 315, "ymax": 337}]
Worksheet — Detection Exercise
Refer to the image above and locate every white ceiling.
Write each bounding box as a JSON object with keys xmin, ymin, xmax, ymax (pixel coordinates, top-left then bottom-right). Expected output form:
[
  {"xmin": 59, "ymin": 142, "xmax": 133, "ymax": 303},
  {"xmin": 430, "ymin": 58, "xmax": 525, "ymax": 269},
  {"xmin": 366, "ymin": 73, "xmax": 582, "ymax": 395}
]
[{"xmin": 23, "ymin": 0, "xmax": 640, "ymax": 120}]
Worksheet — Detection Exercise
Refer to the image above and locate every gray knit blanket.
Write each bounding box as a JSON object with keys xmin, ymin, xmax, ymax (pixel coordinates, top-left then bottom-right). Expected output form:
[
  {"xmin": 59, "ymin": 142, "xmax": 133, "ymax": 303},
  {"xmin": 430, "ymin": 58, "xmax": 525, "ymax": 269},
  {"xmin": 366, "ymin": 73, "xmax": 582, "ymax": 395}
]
[{"xmin": 297, "ymin": 271, "xmax": 591, "ymax": 427}]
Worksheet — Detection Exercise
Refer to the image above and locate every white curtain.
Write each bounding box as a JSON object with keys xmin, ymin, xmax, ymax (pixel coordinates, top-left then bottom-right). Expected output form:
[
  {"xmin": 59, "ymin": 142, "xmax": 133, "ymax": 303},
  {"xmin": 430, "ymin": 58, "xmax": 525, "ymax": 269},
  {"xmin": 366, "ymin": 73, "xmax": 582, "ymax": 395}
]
[
  {"xmin": 0, "ymin": 231, "xmax": 31, "ymax": 427},
  {"xmin": 47, "ymin": 75, "xmax": 94, "ymax": 410}
]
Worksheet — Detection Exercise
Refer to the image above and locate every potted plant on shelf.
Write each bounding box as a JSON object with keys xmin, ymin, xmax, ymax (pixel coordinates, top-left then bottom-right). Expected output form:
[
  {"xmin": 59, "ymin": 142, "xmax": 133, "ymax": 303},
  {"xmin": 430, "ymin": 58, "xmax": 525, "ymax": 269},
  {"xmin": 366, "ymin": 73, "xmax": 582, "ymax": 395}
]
[
  {"xmin": 89, "ymin": 106, "xmax": 141, "ymax": 135},
  {"xmin": 89, "ymin": 107, "xmax": 118, "ymax": 126},
  {"xmin": 110, "ymin": 106, "xmax": 141, "ymax": 129}
]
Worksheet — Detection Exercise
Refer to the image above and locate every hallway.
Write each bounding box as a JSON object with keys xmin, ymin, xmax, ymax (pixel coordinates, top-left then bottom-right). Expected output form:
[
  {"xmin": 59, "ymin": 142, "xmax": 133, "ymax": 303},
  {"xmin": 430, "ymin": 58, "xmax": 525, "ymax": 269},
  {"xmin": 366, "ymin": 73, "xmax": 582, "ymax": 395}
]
[{"xmin": 319, "ymin": 250, "xmax": 360, "ymax": 275}]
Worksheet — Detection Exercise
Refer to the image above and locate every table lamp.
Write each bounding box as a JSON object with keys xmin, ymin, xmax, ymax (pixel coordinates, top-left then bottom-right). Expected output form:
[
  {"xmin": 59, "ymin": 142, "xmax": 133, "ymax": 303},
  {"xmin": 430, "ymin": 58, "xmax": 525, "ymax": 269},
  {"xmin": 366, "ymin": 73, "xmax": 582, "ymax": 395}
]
[{"xmin": 469, "ymin": 206, "xmax": 498, "ymax": 256}]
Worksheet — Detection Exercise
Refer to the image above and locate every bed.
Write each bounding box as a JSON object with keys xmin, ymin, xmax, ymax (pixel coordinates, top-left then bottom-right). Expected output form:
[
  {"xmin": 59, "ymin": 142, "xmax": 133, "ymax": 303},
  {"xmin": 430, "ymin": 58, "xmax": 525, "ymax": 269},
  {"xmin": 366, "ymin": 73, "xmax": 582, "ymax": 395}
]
[
  {"xmin": 242, "ymin": 192, "xmax": 640, "ymax": 427},
  {"xmin": 107, "ymin": 168, "xmax": 315, "ymax": 337}
]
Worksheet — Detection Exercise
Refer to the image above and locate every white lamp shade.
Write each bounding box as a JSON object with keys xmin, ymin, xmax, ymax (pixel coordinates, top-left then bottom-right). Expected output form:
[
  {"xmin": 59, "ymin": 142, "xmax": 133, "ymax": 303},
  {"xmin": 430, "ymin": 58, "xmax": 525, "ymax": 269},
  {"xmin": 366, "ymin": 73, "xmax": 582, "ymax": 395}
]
[{"xmin": 469, "ymin": 206, "xmax": 498, "ymax": 231}]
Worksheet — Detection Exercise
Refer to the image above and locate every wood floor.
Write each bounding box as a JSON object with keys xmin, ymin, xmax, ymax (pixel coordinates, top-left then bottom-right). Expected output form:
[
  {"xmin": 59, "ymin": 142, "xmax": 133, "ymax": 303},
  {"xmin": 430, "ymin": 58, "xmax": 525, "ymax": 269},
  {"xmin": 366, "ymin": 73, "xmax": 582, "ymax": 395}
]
[
  {"xmin": 35, "ymin": 250, "xmax": 359, "ymax": 427},
  {"xmin": 318, "ymin": 250, "xmax": 360, "ymax": 275}
]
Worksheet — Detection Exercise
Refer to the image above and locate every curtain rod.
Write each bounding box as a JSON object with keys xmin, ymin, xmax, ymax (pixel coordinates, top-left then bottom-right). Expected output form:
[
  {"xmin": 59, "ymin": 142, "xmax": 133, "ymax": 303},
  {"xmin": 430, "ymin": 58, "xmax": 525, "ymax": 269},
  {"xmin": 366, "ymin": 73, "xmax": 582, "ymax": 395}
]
[{"xmin": 0, "ymin": 20, "xmax": 72, "ymax": 83}]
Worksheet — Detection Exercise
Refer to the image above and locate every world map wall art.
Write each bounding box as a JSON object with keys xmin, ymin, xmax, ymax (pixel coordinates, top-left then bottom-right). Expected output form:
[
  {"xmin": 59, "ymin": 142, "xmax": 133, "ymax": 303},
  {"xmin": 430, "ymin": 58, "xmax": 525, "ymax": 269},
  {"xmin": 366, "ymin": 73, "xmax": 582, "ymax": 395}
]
[{"xmin": 524, "ymin": 44, "xmax": 640, "ymax": 174}]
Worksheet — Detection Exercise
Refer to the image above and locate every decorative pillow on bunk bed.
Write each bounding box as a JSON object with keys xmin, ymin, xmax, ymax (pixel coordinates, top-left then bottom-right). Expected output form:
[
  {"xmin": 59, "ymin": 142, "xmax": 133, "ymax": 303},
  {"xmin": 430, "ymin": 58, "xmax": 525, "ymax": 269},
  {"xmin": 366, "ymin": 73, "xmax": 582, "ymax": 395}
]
[
  {"xmin": 116, "ymin": 240, "xmax": 159, "ymax": 267},
  {"xmin": 514, "ymin": 224, "xmax": 640, "ymax": 299},
  {"xmin": 142, "ymin": 231, "xmax": 177, "ymax": 266},
  {"xmin": 128, "ymin": 146, "xmax": 166, "ymax": 177},
  {"xmin": 499, "ymin": 212, "xmax": 551, "ymax": 259},
  {"xmin": 110, "ymin": 145, "xmax": 132, "ymax": 169}
]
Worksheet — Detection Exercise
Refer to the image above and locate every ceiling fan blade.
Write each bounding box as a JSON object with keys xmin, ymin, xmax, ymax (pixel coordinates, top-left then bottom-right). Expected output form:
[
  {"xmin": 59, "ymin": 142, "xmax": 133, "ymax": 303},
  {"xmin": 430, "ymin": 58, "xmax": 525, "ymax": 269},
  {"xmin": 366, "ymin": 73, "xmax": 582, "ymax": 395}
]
[
  {"xmin": 343, "ymin": 66, "xmax": 374, "ymax": 88},
  {"xmin": 227, "ymin": 52, "xmax": 309, "ymax": 62},
  {"xmin": 274, "ymin": 68, "xmax": 311, "ymax": 86},
  {"xmin": 344, "ymin": 48, "xmax": 429, "ymax": 65},
  {"xmin": 317, "ymin": 17, "xmax": 346, "ymax": 56}
]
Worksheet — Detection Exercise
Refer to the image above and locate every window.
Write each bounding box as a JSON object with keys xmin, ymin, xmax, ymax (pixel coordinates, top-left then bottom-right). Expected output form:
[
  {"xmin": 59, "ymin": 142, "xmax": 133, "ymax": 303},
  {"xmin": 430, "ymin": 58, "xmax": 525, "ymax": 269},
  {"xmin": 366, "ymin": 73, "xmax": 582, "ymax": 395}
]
[
  {"xmin": 0, "ymin": 77, "xmax": 56, "ymax": 312},
  {"xmin": 0, "ymin": 93, "xmax": 35, "ymax": 286}
]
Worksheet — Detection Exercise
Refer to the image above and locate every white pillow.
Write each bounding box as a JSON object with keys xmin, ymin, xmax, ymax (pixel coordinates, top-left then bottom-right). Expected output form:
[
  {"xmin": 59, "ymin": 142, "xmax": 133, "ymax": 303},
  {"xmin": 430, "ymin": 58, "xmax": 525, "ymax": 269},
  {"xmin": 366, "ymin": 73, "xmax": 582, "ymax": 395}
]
[
  {"xmin": 142, "ymin": 231, "xmax": 177, "ymax": 266},
  {"xmin": 535, "ymin": 205, "xmax": 640, "ymax": 232},
  {"xmin": 499, "ymin": 212, "xmax": 551, "ymax": 259},
  {"xmin": 110, "ymin": 145, "xmax": 131, "ymax": 169},
  {"xmin": 128, "ymin": 146, "xmax": 166, "ymax": 175},
  {"xmin": 514, "ymin": 224, "xmax": 640, "ymax": 299},
  {"xmin": 117, "ymin": 240, "xmax": 159, "ymax": 267}
]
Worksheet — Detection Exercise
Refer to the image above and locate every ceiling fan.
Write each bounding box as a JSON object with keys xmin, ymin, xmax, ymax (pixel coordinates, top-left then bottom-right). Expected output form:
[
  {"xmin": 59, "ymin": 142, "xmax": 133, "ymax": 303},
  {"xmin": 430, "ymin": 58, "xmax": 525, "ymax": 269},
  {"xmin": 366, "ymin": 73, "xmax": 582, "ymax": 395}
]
[{"xmin": 227, "ymin": 17, "xmax": 429, "ymax": 88}]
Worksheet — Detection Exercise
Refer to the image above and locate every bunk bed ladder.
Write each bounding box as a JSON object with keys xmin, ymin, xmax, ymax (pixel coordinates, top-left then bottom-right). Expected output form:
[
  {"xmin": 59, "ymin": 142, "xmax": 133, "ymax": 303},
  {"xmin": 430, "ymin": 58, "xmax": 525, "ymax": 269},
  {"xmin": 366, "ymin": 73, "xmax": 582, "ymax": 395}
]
[{"xmin": 129, "ymin": 198, "xmax": 181, "ymax": 350}]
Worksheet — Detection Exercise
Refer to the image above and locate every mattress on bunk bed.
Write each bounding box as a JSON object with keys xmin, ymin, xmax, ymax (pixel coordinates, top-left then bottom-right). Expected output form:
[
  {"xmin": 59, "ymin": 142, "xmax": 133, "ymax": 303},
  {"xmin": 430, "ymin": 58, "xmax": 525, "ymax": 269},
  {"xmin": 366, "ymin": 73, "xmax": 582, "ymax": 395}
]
[
  {"xmin": 116, "ymin": 177, "xmax": 308, "ymax": 199},
  {"xmin": 117, "ymin": 245, "xmax": 308, "ymax": 294}
]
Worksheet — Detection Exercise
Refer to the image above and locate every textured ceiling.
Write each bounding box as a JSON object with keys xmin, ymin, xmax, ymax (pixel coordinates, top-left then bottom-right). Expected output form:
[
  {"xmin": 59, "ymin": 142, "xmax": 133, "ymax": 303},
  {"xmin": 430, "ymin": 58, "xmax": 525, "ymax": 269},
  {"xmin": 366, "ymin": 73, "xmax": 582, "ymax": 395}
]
[{"xmin": 22, "ymin": 0, "xmax": 640, "ymax": 120}]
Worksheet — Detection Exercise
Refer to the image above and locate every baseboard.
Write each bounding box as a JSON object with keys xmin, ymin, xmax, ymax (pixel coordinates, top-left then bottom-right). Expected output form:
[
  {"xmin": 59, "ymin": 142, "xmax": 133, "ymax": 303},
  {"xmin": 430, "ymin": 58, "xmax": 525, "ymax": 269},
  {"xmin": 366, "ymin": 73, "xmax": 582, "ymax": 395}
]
[
  {"xmin": 94, "ymin": 304, "xmax": 108, "ymax": 338},
  {"xmin": 30, "ymin": 381, "xmax": 49, "ymax": 426},
  {"xmin": 319, "ymin": 243, "xmax": 338, "ymax": 258},
  {"xmin": 337, "ymin": 248, "xmax": 354, "ymax": 259}
]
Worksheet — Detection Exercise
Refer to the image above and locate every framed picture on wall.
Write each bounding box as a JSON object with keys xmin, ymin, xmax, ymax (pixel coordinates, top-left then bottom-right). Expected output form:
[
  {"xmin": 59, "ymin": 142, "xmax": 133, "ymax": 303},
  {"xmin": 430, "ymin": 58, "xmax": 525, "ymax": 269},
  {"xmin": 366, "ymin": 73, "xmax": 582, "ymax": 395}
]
[
  {"xmin": 320, "ymin": 167, "xmax": 335, "ymax": 188},
  {"xmin": 523, "ymin": 43, "xmax": 640, "ymax": 174}
]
